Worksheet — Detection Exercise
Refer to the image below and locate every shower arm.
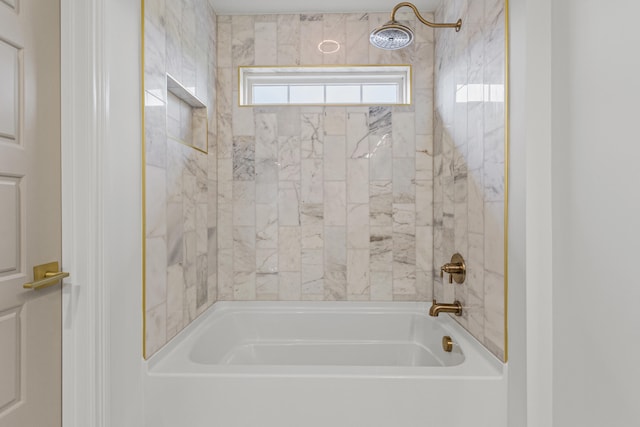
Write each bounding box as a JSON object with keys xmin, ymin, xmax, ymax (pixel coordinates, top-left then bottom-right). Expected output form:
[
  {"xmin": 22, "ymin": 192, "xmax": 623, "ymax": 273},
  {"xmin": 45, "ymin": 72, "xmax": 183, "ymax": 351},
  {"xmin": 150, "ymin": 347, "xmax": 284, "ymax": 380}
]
[{"xmin": 390, "ymin": 2, "xmax": 462, "ymax": 32}]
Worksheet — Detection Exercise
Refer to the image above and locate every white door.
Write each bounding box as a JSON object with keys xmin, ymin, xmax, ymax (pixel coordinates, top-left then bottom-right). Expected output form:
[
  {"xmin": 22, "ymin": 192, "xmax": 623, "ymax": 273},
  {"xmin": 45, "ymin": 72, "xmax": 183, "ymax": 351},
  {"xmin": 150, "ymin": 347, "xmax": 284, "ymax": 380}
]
[{"xmin": 0, "ymin": 0, "xmax": 62, "ymax": 426}]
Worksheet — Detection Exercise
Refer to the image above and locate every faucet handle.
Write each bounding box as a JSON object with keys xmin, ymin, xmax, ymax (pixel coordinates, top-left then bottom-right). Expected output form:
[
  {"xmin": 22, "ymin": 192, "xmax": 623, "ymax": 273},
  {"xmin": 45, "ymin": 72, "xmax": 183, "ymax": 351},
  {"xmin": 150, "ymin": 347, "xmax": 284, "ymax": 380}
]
[{"xmin": 439, "ymin": 253, "xmax": 466, "ymax": 284}]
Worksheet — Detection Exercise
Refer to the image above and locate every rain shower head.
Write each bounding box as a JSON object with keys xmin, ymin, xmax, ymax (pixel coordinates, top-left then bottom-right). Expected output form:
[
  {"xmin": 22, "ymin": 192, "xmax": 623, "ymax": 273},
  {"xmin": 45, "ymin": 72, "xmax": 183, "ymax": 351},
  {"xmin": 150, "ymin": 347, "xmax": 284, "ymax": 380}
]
[
  {"xmin": 369, "ymin": 2, "xmax": 462, "ymax": 50},
  {"xmin": 369, "ymin": 20, "xmax": 414, "ymax": 50}
]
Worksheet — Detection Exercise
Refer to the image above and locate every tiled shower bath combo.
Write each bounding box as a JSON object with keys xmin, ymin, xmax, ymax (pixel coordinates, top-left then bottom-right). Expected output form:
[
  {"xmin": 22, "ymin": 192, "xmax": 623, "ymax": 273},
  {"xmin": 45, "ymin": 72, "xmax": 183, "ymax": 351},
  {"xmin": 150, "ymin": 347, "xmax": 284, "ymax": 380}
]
[{"xmin": 143, "ymin": 0, "xmax": 507, "ymax": 425}]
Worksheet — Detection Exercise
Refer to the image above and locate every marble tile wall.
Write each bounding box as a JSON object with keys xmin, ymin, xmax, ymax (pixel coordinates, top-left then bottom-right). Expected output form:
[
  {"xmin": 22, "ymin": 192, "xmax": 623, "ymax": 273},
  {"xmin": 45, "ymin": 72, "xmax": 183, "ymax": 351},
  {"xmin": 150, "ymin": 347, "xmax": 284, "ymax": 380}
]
[
  {"xmin": 144, "ymin": 0, "xmax": 218, "ymax": 357},
  {"xmin": 433, "ymin": 0, "xmax": 506, "ymax": 360},
  {"xmin": 216, "ymin": 11, "xmax": 435, "ymax": 302}
]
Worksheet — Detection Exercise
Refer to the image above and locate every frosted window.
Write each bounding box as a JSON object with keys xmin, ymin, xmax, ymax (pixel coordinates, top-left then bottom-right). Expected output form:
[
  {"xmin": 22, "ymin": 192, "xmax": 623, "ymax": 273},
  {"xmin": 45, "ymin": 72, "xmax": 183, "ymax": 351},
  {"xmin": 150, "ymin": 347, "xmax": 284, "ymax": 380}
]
[
  {"xmin": 326, "ymin": 85, "xmax": 361, "ymax": 104},
  {"xmin": 253, "ymin": 85, "xmax": 288, "ymax": 104},
  {"xmin": 290, "ymin": 85, "xmax": 324, "ymax": 104},
  {"xmin": 362, "ymin": 85, "xmax": 397, "ymax": 104},
  {"xmin": 239, "ymin": 65, "xmax": 411, "ymax": 106}
]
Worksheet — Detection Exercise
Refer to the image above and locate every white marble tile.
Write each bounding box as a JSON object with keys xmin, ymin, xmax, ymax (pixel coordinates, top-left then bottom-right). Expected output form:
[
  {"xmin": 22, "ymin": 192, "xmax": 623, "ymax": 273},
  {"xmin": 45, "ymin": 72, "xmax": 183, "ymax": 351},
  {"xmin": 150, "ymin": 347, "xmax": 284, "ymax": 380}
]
[
  {"xmin": 346, "ymin": 14, "xmax": 369, "ymax": 64},
  {"xmin": 322, "ymin": 14, "xmax": 346, "ymax": 65},
  {"xmin": 278, "ymin": 226, "xmax": 301, "ymax": 271},
  {"xmin": 484, "ymin": 270, "xmax": 505, "ymax": 358},
  {"xmin": 144, "ymin": 98, "xmax": 167, "ymax": 169},
  {"xmin": 233, "ymin": 226, "xmax": 256, "ymax": 272},
  {"xmin": 324, "ymin": 182, "xmax": 346, "ymax": 226},
  {"xmin": 279, "ymin": 272, "xmax": 301, "ymax": 300},
  {"xmin": 256, "ymin": 202, "xmax": 278, "ymax": 249},
  {"xmin": 278, "ymin": 181, "xmax": 301, "ymax": 226},
  {"xmin": 324, "ymin": 136, "xmax": 346, "ymax": 181},
  {"xmin": 324, "ymin": 109, "xmax": 346, "ymax": 136},
  {"xmin": 416, "ymin": 226, "xmax": 433, "ymax": 272},
  {"xmin": 392, "ymin": 112, "xmax": 416, "ymax": 157},
  {"xmin": 415, "ymin": 180, "xmax": 433, "ymax": 227},
  {"xmin": 483, "ymin": 128, "xmax": 505, "ymax": 202},
  {"xmin": 145, "ymin": 165, "xmax": 167, "ymax": 238},
  {"xmin": 347, "ymin": 204, "xmax": 369, "ymax": 249},
  {"xmin": 369, "ymin": 181, "xmax": 393, "ymax": 227},
  {"xmin": 254, "ymin": 21, "xmax": 277, "ymax": 65},
  {"xmin": 166, "ymin": 264, "xmax": 185, "ymax": 340},
  {"xmin": 277, "ymin": 15, "xmax": 300, "ymax": 65},
  {"xmin": 299, "ymin": 15, "xmax": 324, "ymax": 65},
  {"xmin": 217, "ymin": 199, "xmax": 233, "ymax": 250},
  {"xmin": 146, "ymin": 236, "xmax": 167, "ymax": 310},
  {"xmin": 369, "ymin": 226, "xmax": 393, "ymax": 272},
  {"xmin": 324, "ymin": 270, "xmax": 347, "ymax": 301},
  {"xmin": 256, "ymin": 248, "xmax": 278, "ymax": 274},
  {"xmin": 183, "ymin": 231, "xmax": 197, "ymax": 289},
  {"xmin": 255, "ymin": 113, "xmax": 278, "ymax": 159},
  {"xmin": 370, "ymin": 271, "xmax": 393, "ymax": 301},
  {"xmin": 301, "ymin": 224, "xmax": 324, "ymax": 250},
  {"xmin": 347, "ymin": 159, "xmax": 369, "ymax": 204},
  {"xmin": 392, "ymin": 263, "xmax": 416, "ymax": 298},
  {"xmin": 301, "ymin": 113, "xmax": 324, "ymax": 159},
  {"xmin": 484, "ymin": 201, "xmax": 504, "ymax": 274},
  {"xmin": 278, "ymin": 136, "xmax": 301, "ymax": 181},
  {"xmin": 231, "ymin": 15, "xmax": 255, "ymax": 67},
  {"xmin": 301, "ymin": 159, "xmax": 323, "ymax": 203},
  {"xmin": 233, "ymin": 271, "xmax": 256, "ymax": 300},
  {"xmin": 232, "ymin": 101, "xmax": 255, "ymax": 137},
  {"xmin": 415, "ymin": 134, "xmax": 434, "ymax": 181},
  {"xmin": 255, "ymin": 158, "xmax": 278, "ymax": 203},
  {"xmin": 301, "ymin": 248, "xmax": 324, "ymax": 295},
  {"xmin": 393, "ymin": 158, "xmax": 416, "ymax": 203},
  {"xmin": 324, "ymin": 226, "xmax": 346, "ymax": 270},
  {"xmin": 415, "ymin": 269, "xmax": 432, "ymax": 302},
  {"xmin": 232, "ymin": 181, "xmax": 255, "ymax": 226},
  {"xmin": 256, "ymin": 273, "xmax": 278, "ymax": 299},
  {"xmin": 145, "ymin": 304, "xmax": 167, "ymax": 356},
  {"xmin": 196, "ymin": 203, "xmax": 208, "ymax": 255},
  {"xmin": 369, "ymin": 134, "xmax": 393, "ymax": 181},
  {"xmin": 217, "ymin": 248, "xmax": 234, "ymax": 300},
  {"xmin": 347, "ymin": 249, "xmax": 370, "ymax": 299},
  {"xmin": 233, "ymin": 136, "xmax": 256, "ymax": 180},
  {"xmin": 347, "ymin": 111, "xmax": 370, "ymax": 159}
]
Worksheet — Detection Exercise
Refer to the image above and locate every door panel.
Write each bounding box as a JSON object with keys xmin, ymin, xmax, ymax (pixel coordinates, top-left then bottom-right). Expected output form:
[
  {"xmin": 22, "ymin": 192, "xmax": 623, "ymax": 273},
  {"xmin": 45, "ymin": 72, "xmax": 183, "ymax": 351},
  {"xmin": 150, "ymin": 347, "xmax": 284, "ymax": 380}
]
[{"xmin": 0, "ymin": 0, "xmax": 62, "ymax": 425}]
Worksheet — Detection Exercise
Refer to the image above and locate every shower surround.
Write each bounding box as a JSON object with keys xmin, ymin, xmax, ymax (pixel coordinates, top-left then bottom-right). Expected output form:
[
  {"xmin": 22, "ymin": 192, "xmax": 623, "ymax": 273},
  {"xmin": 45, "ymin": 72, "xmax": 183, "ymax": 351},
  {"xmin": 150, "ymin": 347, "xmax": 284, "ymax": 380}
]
[
  {"xmin": 433, "ymin": 0, "xmax": 507, "ymax": 359},
  {"xmin": 143, "ymin": 1, "xmax": 508, "ymax": 362},
  {"xmin": 216, "ymin": 11, "xmax": 436, "ymax": 303},
  {"xmin": 143, "ymin": 0, "xmax": 218, "ymax": 357}
]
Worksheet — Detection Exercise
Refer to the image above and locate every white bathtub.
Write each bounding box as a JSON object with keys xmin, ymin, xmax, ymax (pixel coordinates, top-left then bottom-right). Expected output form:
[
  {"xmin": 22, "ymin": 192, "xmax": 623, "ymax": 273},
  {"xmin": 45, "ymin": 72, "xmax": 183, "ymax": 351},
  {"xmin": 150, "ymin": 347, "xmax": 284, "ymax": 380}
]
[{"xmin": 145, "ymin": 302, "xmax": 507, "ymax": 427}]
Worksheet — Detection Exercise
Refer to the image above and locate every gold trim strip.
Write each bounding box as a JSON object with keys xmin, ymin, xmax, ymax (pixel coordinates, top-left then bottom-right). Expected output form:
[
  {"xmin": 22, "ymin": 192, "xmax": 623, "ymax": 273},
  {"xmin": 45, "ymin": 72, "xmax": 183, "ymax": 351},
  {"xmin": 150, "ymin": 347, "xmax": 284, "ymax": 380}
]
[
  {"xmin": 504, "ymin": 0, "xmax": 510, "ymax": 363},
  {"xmin": 141, "ymin": 0, "xmax": 147, "ymax": 360}
]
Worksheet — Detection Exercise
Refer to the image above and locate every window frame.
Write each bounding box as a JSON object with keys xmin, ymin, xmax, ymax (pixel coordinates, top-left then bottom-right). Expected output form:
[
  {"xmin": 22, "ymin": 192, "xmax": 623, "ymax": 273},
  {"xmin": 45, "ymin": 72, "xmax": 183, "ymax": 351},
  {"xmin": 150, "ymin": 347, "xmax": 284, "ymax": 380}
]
[{"xmin": 239, "ymin": 65, "xmax": 412, "ymax": 106}]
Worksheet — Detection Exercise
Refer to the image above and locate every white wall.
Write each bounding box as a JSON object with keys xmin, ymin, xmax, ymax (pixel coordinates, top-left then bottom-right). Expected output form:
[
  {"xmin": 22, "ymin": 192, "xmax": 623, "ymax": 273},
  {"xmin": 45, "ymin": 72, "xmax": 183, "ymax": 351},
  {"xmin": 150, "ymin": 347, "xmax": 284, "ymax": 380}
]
[
  {"xmin": 550, "ymin": 1, "xmax": 640, "ymax": 425},
  {"xmin": 511, "ymin": 0, "xmax": 640, "ymax": 425}
]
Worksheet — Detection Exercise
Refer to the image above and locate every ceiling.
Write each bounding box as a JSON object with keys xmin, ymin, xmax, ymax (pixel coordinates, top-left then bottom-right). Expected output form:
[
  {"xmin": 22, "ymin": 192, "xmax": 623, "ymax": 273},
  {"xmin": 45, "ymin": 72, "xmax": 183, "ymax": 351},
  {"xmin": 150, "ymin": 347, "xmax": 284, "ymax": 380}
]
[{"xmin": 209, "ymin": 0, "xmax": 442, "ymax": 15}]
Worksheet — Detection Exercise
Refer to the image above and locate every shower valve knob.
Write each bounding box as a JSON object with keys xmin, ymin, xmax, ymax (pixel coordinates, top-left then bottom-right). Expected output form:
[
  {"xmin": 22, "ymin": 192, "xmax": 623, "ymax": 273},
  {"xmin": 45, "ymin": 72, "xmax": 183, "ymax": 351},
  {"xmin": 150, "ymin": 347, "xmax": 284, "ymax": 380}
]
[{"xmin": 439, "ymin": 253, "xmax": 466, "ymax": 284}]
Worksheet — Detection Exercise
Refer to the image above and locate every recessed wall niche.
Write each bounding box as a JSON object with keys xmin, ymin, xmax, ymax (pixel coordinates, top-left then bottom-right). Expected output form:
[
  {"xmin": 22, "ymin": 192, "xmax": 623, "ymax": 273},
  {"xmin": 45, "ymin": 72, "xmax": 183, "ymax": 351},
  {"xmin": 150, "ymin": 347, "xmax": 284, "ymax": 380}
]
[{"xmin": 166, "ymin": 74, "xmax": 208, "ymax": 153}]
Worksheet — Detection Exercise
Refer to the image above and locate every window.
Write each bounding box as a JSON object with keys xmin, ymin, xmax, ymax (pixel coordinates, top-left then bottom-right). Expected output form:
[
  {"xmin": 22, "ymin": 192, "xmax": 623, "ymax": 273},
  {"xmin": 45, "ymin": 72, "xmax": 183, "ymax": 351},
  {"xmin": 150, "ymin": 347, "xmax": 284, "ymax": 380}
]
[{"xmin": 239, "ymin": 65, "xmax": 411, "ymax": 106}]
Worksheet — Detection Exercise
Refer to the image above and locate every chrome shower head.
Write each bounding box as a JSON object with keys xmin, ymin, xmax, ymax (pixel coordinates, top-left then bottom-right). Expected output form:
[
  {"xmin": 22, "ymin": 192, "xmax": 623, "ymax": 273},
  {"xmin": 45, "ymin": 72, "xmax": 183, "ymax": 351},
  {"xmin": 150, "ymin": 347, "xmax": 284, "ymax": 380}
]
[{"xmin": 369, "ymin": 20, "xmax": 414, "ymax": 50}]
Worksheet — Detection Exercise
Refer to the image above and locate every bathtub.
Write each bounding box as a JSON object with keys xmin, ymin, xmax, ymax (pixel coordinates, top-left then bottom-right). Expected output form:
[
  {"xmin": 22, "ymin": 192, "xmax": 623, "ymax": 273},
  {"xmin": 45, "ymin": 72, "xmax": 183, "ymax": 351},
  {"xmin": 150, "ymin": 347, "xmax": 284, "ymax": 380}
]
[{"xmin": 145, "ymin": 302, "xmax": 507, "ymax": 427}]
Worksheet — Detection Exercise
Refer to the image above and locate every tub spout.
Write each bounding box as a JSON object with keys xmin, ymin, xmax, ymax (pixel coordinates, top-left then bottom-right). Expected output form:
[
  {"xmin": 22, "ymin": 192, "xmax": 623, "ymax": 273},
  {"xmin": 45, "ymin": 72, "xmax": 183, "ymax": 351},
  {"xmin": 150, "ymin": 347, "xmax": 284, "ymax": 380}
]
[{"xmin": 429, "ymin": 299, "xmax": 463, "ymax": 317}]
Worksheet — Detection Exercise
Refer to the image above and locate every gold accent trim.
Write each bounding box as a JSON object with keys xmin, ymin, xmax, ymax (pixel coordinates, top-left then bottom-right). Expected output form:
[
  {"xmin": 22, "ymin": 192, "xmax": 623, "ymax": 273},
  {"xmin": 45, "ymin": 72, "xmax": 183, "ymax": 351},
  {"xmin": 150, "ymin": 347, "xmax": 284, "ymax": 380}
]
[
  {"xmin": 141, "ymin": 0, "xmax": 147, "ymax": 360},
  {"xmin": 504, "ymin": 0, "xmax": 510, "ymax": 363}
]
